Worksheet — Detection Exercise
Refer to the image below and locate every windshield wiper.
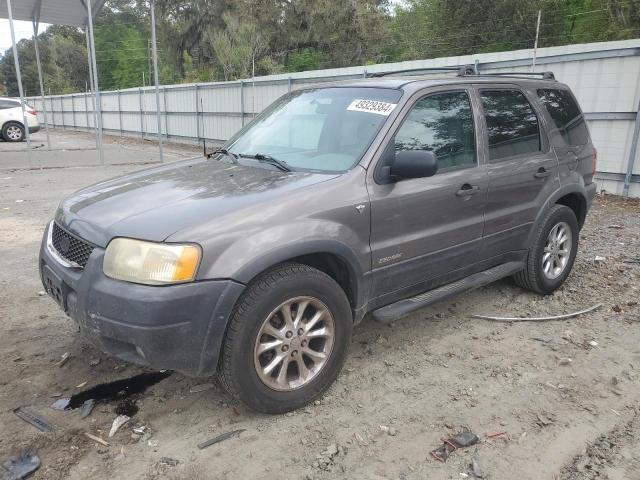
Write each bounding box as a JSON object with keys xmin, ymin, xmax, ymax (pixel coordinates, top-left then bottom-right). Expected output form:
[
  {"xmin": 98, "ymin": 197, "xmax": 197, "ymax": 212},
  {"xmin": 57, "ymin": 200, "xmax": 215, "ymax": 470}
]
[
  {"xmin": 238, "ymin": 153, "xmax": 292, "ymax": 172},
  {"xmin": 207, "ymin": 148, "xmax": 238, "ymax": 164}
]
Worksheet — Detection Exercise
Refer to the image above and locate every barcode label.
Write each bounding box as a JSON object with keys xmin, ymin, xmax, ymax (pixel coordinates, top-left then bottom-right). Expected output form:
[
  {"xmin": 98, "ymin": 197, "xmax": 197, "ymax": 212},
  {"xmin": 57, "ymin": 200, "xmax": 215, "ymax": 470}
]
[{"xmin": 347, "ymin": 99, "xmax": 397, "ymax": 116}]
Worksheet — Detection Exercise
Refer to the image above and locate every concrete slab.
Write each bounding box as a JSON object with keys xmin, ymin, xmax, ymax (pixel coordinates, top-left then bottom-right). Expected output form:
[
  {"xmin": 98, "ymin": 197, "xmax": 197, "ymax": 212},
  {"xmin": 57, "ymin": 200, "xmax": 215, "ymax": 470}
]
[{"xmin": 0, "ymin": 128, "xmax": 203, "ymax": 170}]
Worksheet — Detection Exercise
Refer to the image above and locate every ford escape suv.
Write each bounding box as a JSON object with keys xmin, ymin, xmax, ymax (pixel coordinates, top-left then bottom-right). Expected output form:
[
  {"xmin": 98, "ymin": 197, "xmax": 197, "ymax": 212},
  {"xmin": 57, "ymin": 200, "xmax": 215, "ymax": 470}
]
[{"xmin": 40, "ymin": 68, "xmax": 597, "ymax": 413}]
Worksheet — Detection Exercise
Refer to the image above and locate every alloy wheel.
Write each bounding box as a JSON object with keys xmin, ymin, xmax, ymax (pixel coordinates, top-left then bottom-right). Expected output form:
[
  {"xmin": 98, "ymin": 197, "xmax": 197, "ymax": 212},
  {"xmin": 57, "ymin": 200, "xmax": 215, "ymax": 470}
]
[
  {"xmin": 542, "ymin": 221, "xmax": 572, "ymax": 280},
  {"xmin": 253, "ymin": 296, "xmax": 335, "ymax": 391}
]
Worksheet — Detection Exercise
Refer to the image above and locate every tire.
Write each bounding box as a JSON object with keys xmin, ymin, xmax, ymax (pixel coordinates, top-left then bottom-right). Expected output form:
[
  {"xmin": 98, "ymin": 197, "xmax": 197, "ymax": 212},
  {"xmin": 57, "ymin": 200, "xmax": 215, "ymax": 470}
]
[
  {"xmin": 514, "ymin": 204, "xmax": 579, "ymax": 294},
  {"xmin": 218, "ymin": 262, "xmax": 353, "ymax": 413},
  {"xmin": 2, "ymin": 122, "xmax": 25, "ymax": 142}
]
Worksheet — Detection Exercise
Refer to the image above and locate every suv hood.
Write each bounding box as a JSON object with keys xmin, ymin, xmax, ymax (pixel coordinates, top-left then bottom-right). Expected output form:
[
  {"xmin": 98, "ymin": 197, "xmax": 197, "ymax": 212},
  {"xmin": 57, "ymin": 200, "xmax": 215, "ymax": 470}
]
[{"xmin": 56, "ymin": 157, "xmax": 338, "ymax": 247}]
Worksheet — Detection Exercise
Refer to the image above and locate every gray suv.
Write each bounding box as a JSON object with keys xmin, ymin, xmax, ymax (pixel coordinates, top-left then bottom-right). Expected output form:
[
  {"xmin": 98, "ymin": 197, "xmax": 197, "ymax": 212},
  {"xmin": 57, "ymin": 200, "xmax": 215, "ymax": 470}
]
[{"xmin": 40, "ymin": 69, "xmax": 597, "ymax": 413}]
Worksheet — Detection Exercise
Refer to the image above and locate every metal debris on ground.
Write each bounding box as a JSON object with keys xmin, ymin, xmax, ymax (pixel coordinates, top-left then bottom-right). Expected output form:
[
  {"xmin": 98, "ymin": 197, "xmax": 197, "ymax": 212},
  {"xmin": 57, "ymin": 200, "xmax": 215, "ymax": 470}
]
[
  {"xmin": 12, "ymin": 407, "xmax": 55, "ymax": 433},
  {"xmin": 197, "ymin": 429, "xmax": 246, "ymax": 450},
  {"xmin": 159, "ymin": 457, "xmax": 179, "ymax": 467},
  {"xmin": 84, "ymin": 432, "xmax": 109, "ymax": 447},
  {"xmin": 471, "ymin": 304, "xmax": 602, "ymax": 322},
  {"xmin": 51, "ymin": 398, "xmax": 70, "ymax": 411},
  {"xmin": 471, "ymin": 456, "xmax": 485, "ymax": 478},
  {"xmin": 56, "ymin": 352, "xmax": 70, "ymax": 368},
  {"xmin": 109, "ymin": 415, "xmax": 130, "ymax": 438},
  {"xmin": 0, "ymin": 451, "xmax": 40, "ymax": 480},
  {"xmin": 189, "ymin": 383, "xmax": 215, "ymax": 393},
  {"xmin": 79, "ymin": 399, "xmax": 95, "ymax": 419},
  {"xmin": 430, "ymin": 431, "xmax": 479, "ymax": 462}
]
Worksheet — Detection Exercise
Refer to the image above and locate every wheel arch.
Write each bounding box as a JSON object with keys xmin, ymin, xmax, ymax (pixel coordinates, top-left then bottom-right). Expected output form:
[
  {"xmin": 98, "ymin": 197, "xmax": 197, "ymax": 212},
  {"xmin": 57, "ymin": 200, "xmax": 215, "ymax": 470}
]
[
  {"xmin": 232, "ymin": 241, "xmax": 366, "ymax": 316},
  {"xmin": 527, "ymin": 184, "xmax": 588, "ymax": 246}
]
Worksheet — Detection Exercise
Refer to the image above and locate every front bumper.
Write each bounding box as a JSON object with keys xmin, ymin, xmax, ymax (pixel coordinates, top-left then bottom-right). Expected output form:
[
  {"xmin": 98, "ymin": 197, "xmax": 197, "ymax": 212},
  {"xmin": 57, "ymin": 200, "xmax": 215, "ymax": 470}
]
[{"xmin": 39, "ymin": 222, "xmax": 244, "ymax": 376}]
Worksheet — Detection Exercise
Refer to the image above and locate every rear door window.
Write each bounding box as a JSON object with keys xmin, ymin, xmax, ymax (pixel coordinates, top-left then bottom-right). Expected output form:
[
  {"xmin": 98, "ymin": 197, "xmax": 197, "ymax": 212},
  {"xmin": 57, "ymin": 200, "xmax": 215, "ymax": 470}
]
[
  {"xmin": 480, "ymin": 89, "xmax": 542, "ymax": 161},
  {"xmin": 394, "ymin": 91, "xmax": 476, "ymax": 172},
  {"xmin": 537, "ymin": 88, "xmax": 590, "ymax": 146},
  {"xmin": 0, "ymin": 99, "xmax": 19, "ymax": 110}
]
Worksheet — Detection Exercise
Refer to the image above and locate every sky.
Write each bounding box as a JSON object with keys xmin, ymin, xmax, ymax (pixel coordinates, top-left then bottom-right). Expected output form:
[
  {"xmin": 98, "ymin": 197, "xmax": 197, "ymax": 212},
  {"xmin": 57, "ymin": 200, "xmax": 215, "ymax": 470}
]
[{"xmin": 0, "ymin": 19, "xmax": 51, "ymax": 54}]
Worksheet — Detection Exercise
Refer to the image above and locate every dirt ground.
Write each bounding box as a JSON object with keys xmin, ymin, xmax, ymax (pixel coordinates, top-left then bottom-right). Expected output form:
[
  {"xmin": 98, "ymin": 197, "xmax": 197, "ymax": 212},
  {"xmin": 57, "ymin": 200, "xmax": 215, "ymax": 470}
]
[{"xmin": 1, "ymin": 136, "xmax": 639, "ymax": 479}]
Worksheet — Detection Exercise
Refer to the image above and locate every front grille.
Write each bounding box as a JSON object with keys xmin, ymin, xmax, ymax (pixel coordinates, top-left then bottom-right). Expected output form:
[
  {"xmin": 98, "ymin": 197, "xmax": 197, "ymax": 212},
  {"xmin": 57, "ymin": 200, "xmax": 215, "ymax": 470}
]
[{"xmin": 51, "ymin": 222, "xmax": 95, "ymax": 268}]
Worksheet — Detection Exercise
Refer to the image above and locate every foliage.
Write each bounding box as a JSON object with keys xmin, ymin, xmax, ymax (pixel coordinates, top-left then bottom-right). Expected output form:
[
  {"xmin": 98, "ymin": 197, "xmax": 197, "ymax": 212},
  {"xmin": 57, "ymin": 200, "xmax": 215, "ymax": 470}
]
[{"xmin": 1, "ymin": 0, "xmax": 639, "ymax": 95}]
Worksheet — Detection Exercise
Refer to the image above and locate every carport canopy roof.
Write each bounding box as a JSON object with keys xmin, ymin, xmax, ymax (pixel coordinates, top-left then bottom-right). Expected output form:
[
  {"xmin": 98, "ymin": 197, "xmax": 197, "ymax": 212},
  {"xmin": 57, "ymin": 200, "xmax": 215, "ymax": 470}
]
[{"xmin": 0, "ymin": 0, "xmax": 106, "ymax": 27}]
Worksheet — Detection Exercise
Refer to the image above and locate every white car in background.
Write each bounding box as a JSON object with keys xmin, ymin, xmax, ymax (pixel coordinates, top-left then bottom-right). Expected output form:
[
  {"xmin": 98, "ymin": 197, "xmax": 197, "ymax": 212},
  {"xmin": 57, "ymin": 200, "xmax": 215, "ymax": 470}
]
[{"xmin": 0, "ymin": 97, "xmax": 41, "ymax": 142}]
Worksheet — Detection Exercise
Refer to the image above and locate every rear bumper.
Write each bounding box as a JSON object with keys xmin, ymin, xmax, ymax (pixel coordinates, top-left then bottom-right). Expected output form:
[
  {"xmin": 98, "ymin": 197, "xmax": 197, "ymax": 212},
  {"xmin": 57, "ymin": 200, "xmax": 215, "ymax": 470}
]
[
  {"xmin": 39, "ymin": 222, "xmax": 245, "ymax": 376},
  {"xmin": 28, "ymin": 125, "xmax": 41, "ymax": 134}
]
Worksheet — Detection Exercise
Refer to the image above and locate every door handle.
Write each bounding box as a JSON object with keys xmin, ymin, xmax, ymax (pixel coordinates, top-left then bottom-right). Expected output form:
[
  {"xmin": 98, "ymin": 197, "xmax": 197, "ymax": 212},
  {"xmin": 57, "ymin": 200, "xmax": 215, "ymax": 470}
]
[
  {"xmin": 534, "ymin": 167, "xmax": 551, "ymax": 178},
  {"xmin": 456, "ymin": 184, "xmax": 480, "ymax": 197}
]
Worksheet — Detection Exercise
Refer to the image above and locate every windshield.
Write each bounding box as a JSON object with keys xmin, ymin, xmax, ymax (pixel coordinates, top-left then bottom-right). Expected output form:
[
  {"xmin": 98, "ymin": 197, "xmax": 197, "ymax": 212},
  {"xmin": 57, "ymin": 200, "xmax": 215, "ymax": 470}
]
[{"xmin": 227, "ymin": 87, "xmax": 402, "ymax": 172}]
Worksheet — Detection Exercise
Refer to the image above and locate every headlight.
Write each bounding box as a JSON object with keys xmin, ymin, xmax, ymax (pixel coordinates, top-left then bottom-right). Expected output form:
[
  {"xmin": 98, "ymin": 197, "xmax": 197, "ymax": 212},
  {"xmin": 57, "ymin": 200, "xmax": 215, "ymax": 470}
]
[{"xmin": 103, "ymin": 238, "xmax": 201, "ymax": 285}]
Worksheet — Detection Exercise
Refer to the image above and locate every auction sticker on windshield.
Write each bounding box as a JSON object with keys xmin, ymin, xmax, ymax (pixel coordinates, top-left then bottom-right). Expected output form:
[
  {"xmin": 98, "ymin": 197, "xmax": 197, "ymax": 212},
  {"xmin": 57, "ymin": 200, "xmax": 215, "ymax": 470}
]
[{"xmin": 347, "ymin": 99, "xmax": 397, "ymax": 116}]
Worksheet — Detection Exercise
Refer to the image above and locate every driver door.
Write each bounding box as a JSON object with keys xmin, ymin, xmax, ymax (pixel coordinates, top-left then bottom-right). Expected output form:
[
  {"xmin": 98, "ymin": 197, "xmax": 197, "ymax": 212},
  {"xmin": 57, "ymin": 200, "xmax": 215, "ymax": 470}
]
[{"xmin": 366, "ymin": 87, "xmax": 488, "ymax": 305}]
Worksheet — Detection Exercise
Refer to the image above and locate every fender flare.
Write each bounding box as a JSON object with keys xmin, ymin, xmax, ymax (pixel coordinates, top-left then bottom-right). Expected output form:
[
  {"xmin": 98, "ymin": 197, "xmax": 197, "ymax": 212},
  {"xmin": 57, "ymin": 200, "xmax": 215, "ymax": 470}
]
[
  {"xmin": 232, "ymin": 239, "xmax": 367, "ymax": 308},
  {"xmin": 526, "ymin": 184, "xmax": 588, "ymax": 246}
]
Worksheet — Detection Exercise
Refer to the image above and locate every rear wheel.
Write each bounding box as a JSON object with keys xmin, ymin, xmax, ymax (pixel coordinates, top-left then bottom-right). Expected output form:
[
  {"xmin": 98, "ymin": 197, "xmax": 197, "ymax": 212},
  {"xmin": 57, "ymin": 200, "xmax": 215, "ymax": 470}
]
[
  {"xmin": 218, "ymin": 263, "xmax": 352, "ymax": 413},
  {"xmin": 514, "ymin": 204, "xmax": 579, "ymax": 294},
  {"xmin": 2, "ymin": 122, "xmax": 25, "ymax": 142}
]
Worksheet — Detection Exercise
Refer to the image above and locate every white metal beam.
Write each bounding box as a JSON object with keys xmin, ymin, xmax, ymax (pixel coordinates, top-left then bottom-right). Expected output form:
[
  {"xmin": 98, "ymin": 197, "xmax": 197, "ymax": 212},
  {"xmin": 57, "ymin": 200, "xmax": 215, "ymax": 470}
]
[
  {"xmin": 6, "ymin": 0, "xmax": 32, "ymax": 161},
  {"xmin": 150, "ymin": 0, "xmax": 164, "ymax": 162},
  {"xmin": 85, "ymin": 0, "xmax": 104, "ymax": 164}
]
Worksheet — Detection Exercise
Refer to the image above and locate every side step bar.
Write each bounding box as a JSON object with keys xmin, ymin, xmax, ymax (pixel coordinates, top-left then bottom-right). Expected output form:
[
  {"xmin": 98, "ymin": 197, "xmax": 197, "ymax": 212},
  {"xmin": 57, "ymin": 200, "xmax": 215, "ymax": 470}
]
[{"xmin": 372, "ymin": 262, "xmax": 524, "ymax": 324}]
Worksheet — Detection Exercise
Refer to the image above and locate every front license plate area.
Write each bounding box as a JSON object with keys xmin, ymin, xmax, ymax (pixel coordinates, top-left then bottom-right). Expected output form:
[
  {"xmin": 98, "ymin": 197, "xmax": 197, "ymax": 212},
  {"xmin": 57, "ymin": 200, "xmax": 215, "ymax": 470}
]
[{"xmin": 42, "ymin": 264, "xmax": 66, "ymax": 310}]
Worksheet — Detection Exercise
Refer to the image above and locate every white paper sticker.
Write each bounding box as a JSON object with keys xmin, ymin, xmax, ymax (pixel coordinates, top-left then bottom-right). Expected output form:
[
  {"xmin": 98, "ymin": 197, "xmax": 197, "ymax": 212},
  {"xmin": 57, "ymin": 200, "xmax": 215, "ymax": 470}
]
[{"xmin": 347, "ymin": 99, "xmax": 397, "ymax": 116}]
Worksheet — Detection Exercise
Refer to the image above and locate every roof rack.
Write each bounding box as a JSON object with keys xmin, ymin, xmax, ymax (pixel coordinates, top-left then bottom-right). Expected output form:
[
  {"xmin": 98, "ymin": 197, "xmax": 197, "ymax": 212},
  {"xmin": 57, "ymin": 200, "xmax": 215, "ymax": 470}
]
[
  {"xmin": 368, "ymin": 65, "xmax": 476, "ymax": 78},
  {"xmin": 366, "ymin": 64, "xmax": 555, "ymax": 81},
  {"xmin": 468, "ymin": 71, "xmax": 556, "ymax": 80}
]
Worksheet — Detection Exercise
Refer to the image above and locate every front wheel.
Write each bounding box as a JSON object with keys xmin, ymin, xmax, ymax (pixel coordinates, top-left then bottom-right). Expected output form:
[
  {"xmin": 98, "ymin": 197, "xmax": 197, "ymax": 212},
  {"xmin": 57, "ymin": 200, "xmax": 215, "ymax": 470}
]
[
  {"xmin": 514, "ymin": 204, "xmax": 579, "ymax": 294},
  {"xmin": 218, "ymin": 263, "xmax": 352, "ymax": 413},
  {"xmin": 2, "ymin": 122, "xmax": 25, "ymax": 142}
]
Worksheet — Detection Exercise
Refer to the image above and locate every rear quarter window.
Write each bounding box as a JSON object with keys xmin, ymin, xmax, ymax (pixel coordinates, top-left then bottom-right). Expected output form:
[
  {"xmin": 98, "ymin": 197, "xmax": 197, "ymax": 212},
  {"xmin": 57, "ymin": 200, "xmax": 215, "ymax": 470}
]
[{"xmin": 537, "ymin": 88, "xmax": 590, "ymax": 146}]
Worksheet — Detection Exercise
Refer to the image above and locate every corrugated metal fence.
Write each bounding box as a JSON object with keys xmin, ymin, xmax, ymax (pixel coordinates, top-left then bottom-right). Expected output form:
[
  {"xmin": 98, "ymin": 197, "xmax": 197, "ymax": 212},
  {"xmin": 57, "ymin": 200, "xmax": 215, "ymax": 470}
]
[{"xmin": 28, "ymin": 39, "xmax": 640, "ymax": 196}]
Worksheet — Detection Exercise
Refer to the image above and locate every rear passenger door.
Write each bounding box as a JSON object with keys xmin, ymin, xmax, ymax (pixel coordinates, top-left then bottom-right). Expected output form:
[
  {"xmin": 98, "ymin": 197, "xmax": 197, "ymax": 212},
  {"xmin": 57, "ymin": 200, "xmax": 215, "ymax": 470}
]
[{"xmin": 478, "ymin": 85, "xmax": 560, "ymax": 258}]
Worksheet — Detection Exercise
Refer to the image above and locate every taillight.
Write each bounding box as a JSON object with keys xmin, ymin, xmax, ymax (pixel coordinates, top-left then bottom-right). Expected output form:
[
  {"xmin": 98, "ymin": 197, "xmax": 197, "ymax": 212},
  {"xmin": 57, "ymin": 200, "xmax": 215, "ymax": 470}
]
[
  {"xmin": 26, "ymin": 106, "xmax": 37, "ymax": 116},
  {"xmin": 592, "ymin": 147, "xmax": 598, "ymax": 176}
]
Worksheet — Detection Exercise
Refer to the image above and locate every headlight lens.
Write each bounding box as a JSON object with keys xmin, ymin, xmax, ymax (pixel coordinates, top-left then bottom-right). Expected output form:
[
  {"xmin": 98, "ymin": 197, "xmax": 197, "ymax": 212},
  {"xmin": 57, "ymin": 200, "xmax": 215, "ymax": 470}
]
[{"xmin": 103, "ymin": 238, "xmax": 201, "ymax": 285}]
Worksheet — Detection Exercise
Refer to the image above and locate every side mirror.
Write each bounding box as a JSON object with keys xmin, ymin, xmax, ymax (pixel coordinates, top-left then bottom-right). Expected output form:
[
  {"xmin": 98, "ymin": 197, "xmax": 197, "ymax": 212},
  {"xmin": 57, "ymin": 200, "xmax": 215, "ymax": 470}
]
[{"xmin": 389, "ymin": 150, "xmax": 438, "ymax": 180}]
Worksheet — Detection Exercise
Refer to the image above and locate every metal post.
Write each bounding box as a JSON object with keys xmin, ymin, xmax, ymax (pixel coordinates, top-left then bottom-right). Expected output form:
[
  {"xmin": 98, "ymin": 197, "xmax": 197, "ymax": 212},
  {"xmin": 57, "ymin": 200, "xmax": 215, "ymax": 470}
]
[
  {"xmin": 60, "ymin": 97, "xmax": 64, "ymax": 129},
  {"xmin": 117, "ymin": 90, "xmax": 123, "ymax": 136},
  {"xmin": 195, "ymin": 84, "xmax": 200, "ymax": 144},
  {"xmin": 240, "ymin": 80, "xmax": 245, "ymax": 126},
  {"xmin": 32, "ymin": 20, "xmax": 51, "ymax": 149},
  {"xmin": 84, "ymin": 92, "xmax": 89, "ymax": 131},
  {"xmin": 288, "ymin": 76, "xmax": 292, "ymax": 93},
  {"xmin": 532, "ymin": 10, "xmax": 542, "ymax": 71},
  {"xmin": 85, "ymin": 28, "xmax": 98, "ymax": 149},
  {"xmin": 139, "ymin": 88, "xmax": 144, "ymax": 138},
  {"xmin": 163, "ymin": 87, "xmax": 169, "ymax": 141},
  {"xmin": 86, "ymin": 0, "xmax": 104, "ymax": 164},
  {"xmin": 6, "ymin": 0, "xmax": 32, "ymax": 160},
  {"xmin": 150, "ymin": 0, "xmax": 164, "ymax": 162},
  {"xmin": 623, "ymin": 98, "xmax": 640, "ymax": 196},
  {"xmin": 71, "ymin": 95, "xmax": 77, "ymax": 128}
]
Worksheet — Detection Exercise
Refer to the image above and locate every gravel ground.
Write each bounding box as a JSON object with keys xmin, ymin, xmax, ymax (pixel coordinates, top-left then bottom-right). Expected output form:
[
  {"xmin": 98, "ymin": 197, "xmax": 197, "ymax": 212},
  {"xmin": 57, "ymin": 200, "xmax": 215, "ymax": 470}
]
[{"xmin": 1, "ymin": 135, "xmax": 639, "ymax": 479}]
